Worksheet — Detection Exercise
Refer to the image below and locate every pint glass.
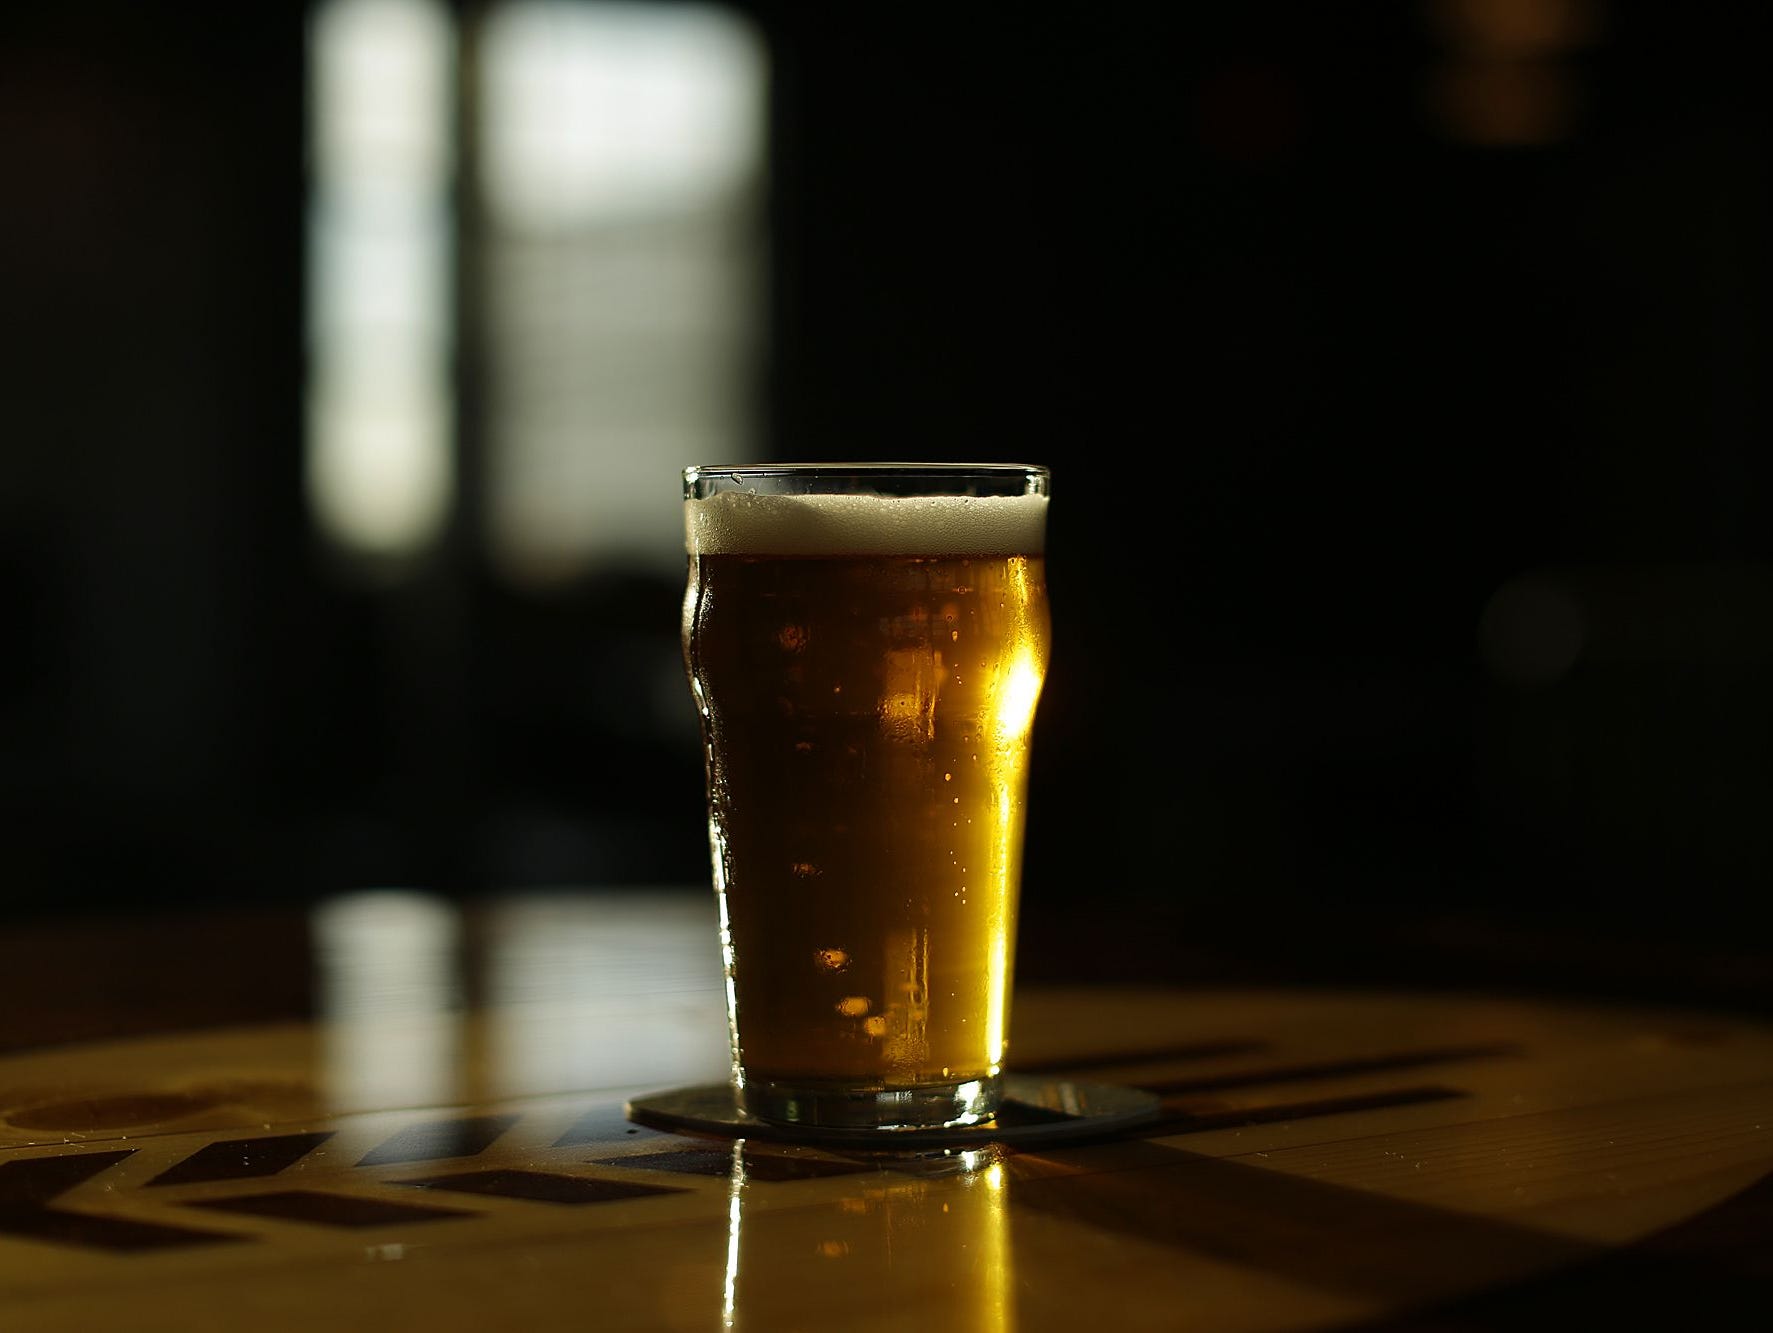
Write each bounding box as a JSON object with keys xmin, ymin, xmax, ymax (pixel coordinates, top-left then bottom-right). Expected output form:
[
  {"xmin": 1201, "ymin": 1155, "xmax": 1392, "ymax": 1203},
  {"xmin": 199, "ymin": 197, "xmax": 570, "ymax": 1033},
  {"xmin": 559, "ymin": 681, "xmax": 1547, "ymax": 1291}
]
[{"xmin": 682, "ymin": 463, "xmax": 1051, "ymax": 1129}]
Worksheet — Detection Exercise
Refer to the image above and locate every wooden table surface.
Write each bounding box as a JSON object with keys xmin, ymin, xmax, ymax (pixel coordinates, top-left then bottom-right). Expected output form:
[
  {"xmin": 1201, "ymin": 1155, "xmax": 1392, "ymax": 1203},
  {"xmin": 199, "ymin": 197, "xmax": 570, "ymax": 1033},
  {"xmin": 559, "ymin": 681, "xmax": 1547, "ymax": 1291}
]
[{"xmin": 1, "ymin": 887, "xmax": 1769, "ymax": 1331}]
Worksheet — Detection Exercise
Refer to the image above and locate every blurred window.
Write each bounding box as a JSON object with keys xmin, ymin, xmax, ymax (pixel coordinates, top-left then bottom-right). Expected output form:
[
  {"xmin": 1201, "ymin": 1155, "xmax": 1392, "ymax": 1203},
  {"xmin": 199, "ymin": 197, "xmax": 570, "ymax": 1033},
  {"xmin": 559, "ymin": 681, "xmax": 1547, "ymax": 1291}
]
[
  {"xmin": 306, "ymin": 0, "xmax": 457, "ymax": 568},
  {"xmin": 304, "ymin": 0, "xmax": 767, "ymax": 582},
  {"xmin": 478, "ymin": 0, "xmax": 767, "ymax": 585}
]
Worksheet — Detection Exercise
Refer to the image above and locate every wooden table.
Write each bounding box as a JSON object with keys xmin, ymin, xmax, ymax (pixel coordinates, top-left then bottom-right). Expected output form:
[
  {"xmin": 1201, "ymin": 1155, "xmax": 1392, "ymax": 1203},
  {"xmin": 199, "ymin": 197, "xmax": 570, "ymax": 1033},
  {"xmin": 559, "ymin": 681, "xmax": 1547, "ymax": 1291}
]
[{"xmin": 2, "ymin": 887, "xmax": 1769, "ymax": 1330}]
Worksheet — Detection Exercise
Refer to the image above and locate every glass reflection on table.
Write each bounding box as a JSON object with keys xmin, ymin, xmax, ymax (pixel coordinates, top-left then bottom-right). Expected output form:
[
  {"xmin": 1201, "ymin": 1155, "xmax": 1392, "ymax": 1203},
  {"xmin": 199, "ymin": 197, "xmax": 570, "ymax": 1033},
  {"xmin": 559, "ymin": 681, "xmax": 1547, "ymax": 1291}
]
[{"xmin": 722, "ymin": 1144, "xmax": 1010, "ymax": 1332}]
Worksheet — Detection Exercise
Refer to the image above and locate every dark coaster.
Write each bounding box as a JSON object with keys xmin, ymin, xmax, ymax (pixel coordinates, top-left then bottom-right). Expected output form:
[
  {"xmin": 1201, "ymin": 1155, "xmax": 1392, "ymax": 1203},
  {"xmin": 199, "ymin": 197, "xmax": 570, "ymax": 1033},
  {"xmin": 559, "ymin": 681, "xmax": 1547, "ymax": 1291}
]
[{"xmin": 625, "ymin": 1075, "xmax": 1160, "ymax": 1150}]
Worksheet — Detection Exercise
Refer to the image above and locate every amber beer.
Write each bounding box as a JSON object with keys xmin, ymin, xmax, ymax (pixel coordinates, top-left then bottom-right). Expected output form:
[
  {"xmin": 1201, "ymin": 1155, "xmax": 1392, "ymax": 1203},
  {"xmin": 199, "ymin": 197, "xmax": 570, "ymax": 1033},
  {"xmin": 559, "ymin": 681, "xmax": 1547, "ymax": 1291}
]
[{"xmin": 682, "ymin": 465, "xmax": 1050, "ymax": 1129}]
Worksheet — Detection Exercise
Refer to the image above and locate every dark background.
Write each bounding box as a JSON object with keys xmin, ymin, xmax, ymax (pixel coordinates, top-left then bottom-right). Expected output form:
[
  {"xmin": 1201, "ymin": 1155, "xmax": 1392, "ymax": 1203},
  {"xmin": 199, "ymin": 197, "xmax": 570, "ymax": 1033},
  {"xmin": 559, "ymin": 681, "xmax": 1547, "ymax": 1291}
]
[{"xmin": 2, "ymin": 1, "xmax": 1768, "ymax": 1012}]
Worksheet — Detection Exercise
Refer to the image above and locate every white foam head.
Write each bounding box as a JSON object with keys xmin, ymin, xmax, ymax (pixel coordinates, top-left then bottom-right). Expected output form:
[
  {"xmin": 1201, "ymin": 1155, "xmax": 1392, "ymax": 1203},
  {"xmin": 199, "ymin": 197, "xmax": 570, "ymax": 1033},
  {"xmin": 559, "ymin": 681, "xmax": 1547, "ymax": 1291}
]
[{"xmin": 686, "ymin": 490, "xmax": 1048, "ymax": 557}]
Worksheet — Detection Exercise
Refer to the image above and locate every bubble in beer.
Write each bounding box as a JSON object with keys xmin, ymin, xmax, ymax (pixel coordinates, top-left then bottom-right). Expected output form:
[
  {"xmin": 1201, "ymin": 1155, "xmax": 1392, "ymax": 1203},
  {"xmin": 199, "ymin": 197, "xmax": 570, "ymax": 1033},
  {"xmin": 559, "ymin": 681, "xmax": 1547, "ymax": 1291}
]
[
  {"xmin": 837, "ymin": 996, "xmax": 871, "ymax": 1017},
  {"xmin": 863, "ymin": 1016, "xmax": 887, "ymax": 1037},
  {"xmin": 815, "ymin": 947, "xmax": 849, "ymax": 971}
]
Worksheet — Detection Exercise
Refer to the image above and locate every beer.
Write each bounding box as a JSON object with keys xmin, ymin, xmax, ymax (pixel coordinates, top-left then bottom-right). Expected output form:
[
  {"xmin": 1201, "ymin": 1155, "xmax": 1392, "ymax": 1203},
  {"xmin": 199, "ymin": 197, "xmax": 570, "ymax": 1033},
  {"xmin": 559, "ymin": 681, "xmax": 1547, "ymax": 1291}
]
[{"xmin": 682, "ymin": 472, "xmax": 1050, "ymax": 1128}]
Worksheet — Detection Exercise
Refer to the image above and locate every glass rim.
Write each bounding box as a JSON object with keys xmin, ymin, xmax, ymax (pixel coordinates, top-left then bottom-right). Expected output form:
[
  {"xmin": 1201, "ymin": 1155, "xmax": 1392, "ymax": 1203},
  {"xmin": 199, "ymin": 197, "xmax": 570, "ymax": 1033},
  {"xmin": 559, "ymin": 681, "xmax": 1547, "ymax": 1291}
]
[
  {"xmin": 684, "ymin": 462, "xmax": 1051, "ymax": 501},
  {"xmin": 685, "ymin": 461, "xmax": 1048, "ymax": 480}
]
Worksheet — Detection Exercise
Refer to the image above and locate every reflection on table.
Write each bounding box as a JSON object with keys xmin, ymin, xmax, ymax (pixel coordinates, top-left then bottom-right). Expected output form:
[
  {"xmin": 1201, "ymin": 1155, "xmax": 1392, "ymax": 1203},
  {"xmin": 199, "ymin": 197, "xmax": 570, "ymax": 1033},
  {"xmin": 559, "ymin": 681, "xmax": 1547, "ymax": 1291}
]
[{"xmin": 0, "ymin": 886, "xmax": 1768, "ymax": 1332}]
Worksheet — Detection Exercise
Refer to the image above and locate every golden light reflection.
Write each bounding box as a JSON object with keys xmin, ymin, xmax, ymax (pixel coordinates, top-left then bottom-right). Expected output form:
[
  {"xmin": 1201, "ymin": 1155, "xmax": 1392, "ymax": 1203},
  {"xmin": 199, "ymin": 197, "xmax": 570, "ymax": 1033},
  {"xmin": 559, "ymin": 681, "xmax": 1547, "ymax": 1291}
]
[
  {"xmin": 991, "ymin": 650, "xmax": 1044, "ymax": 740},
  {"xmin": 725, "ymin": 1153, "xmax": 1011, "ymax": 1330},
  {"xmin": 985, "ymin": 916, "xmax": 1009, "ymax": 1070},
  {"xmin": 982, "ymin": 1161, "xmax": 1010, "ymax": 1328},
  {"xmin": 722, "ymin": 1141, "xmax": 745, "ymax": 1330},
  {"xmin": 988, "ymin": 558, "xmax": 1046, "ymax": 740},
  {"xmin": 979, "ymin": 560, "xmax": 1047, "ymax": 1074}
]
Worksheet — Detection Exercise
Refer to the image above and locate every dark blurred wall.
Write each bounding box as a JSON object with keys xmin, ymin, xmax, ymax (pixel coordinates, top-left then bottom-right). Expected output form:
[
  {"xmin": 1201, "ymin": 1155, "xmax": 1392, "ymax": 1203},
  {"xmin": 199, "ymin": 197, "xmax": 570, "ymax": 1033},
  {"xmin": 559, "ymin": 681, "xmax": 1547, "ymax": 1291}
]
[
  {"xmin": 2, "ymin": 2, "xmax": 1767, "ymax": 1009},
  {"xmin": 1, "ymin": 6, "xmax": 309, "ymax": 906},
  {"xmin": 757, "ymin": 1, "xmax": 1771, "ymax": 1005}
]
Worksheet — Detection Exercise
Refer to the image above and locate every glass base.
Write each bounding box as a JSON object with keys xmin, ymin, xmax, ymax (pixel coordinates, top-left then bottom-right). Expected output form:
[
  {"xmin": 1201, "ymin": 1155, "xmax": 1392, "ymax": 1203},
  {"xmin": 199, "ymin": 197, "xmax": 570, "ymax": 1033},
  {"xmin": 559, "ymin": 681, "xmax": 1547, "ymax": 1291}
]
[
  {"xmin": 629, "ymin": 1074, "xmax": 1163, "ymax": 1148},
  {"xmin": 739, "ymin": 1073, "xmax": 1003, "ymax": 1131}
]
